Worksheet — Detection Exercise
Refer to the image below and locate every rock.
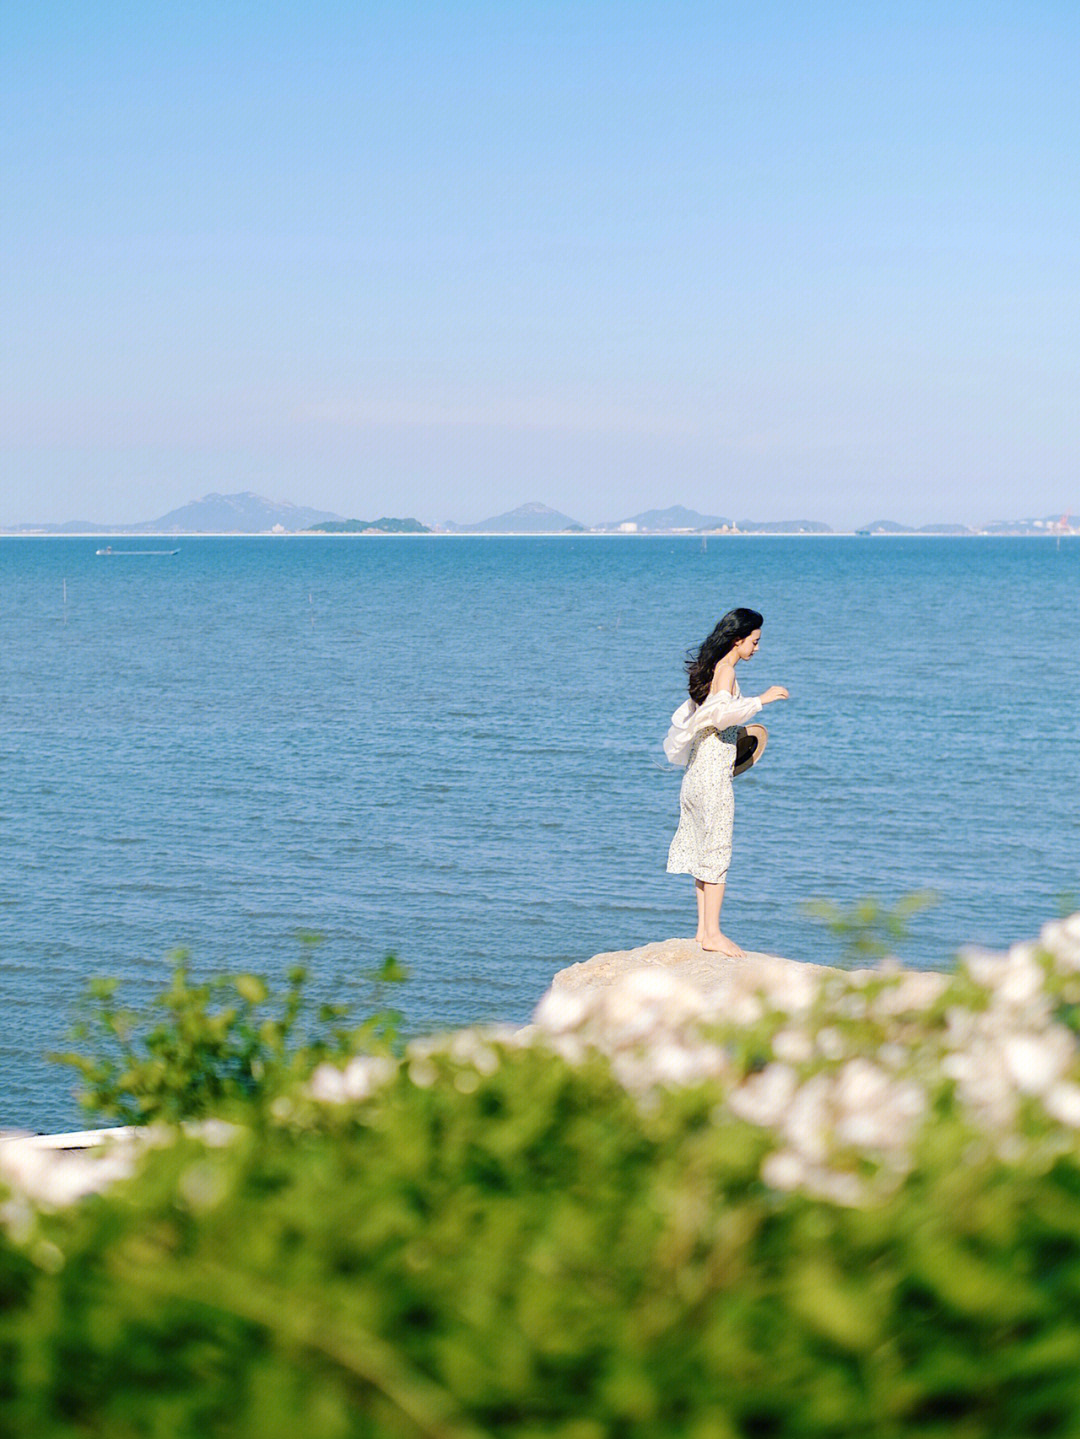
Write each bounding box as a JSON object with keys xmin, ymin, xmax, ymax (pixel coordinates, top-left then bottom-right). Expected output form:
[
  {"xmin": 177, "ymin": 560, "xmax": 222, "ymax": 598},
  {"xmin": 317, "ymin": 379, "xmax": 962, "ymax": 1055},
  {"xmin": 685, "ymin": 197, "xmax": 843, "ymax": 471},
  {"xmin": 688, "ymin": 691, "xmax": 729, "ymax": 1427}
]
[
  {"xmin": 0, "ymin": 1128, "xmax": 142, "ymax": 1210},
  {"xmin": 0, "ymin": 1121, "xmax": 236, "ymax": 1212},
  {"xmin": 527, "ymin": 939, "xmax": 970, "ymax": 1205},
  {"xmin": 542, "ymin": 937, "xmax": 948, "ymax": 1015},
  {"xmin": 550, "ymin": 937, "xmax": 820, "ymax": 996}
]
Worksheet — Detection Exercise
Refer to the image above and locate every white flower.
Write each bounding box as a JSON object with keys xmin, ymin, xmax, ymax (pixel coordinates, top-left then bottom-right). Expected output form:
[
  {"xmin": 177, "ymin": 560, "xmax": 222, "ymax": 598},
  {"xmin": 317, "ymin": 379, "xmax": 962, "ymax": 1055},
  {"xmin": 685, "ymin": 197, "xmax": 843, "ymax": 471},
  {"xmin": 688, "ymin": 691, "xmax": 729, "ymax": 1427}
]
[
  {"xmin": 532, "ymin": 988, "xmax": 591, "ymax": 1035},
  {"xmin": 188, "ymin": 1118, "xmax": 238, "ymax": 1147},
  {"xmin": 308, "ymin": 1064, "xmax": 348, "ymax": 1103},
  {"xmin": 877, "ymin": 1043, "xmax": 908, "ymax": 1071},
  {"xmin": 952, "ymin": 1049, "xmax": 1020, "ymax": 1129},
  {"xmin": 541, "ymin": 1033, "xmax": 589, "ymax": 1066},
  {"xmin": 341, "ymin": 1055, "xmax": 397, "ymax": 1100},
  {"xmin": 834, "ymin": 1073, "xmax": 925, "ymax": 1152},
  {"xmin": 834, "ymin": 1058, "xmax": 891, "ymax": 1112},
  {"xmin": 725, "ymin": 991, "xmax": 765, "ymax": 1026},
  {"xmin": 610, "ymin": 1053, "xmax": 655, "ymax": 1093},
  {"xmin": 835, "ymin": 993, "xmax": 867, "ymax": 1021},
  {"xmin": 649, "ymin": 1043, "xmax": 707, "ymax": 1088},
  {"xmin": 942, "ymin": 1052, "xmax": 974, "ymax": 1082},
  {"xmin": 178, "ymin": 1159, "xmax": 230, "ymax": 1212},
  {"xmin": 593, "ymin": 967, "xmax": 706, "ymax": 1043},
  {"xmin": 449, "ymin": 1031, "xmax": 482, "ymax": 1063},
  {"xmin": 1044, "ymin": 1081, "xmax": 1080, "ymax": 1128},
  {"xmin": 407, "ymin": 1059, "xmax": 438, "ymax": 1089},
  {"xmin": 471, "ymin": 1046, "xmax": 500, "ymax": 1076},
  {"xmin": 963, "ymin": 950, "xmax": 1007, "ymax": 989},
  {"xmin": 872, "ymin": 972, "xmax": 948, "ymax": 1017},
  {"xmin": 771, "ymin": 967, "xmax": 822, "ymax": 1014},
  {"xmin": 761, "ymin": 1150, "xmax": 805, "ymax": 1190},
  {"xmin": 481, "ymin": 1022, "xmax": 522, "ymax": 1045},
  {"xmin": 728, "ymin": 1063, "xmax": 798, "ymax": 1128},
  {"xmin": 782, "ymin": 1075, "xmax": 832, "ymax": 1163},
  {"xmin": 839, "ymin": 1076, "xmax": 926, "ymax": 1151},
  {"xmin": 1041, "ymin": 914, "xmax": 1080, "ymax": 973},
  {"xmin": 1002, "ymin": 1030, "xmax": 1074, "ymax": 1096},
  {"xmin": 803, "ymin": 1167, "xmax": 867, "ymax": 1208},
  {"xmin": 832, "ymin": 1061, "xmax": 926, "ymax": 1153},
  {"xmin": 597, "ymin": 989, "xmax": 659, "ymax": 1044},
  {"xmin": 996, "ymin": 945, "xmax": 1045, "ymax": 1008},
  {"xmin": 772, "ymin": 1028, "xmax": 814, "ymax": 1065},
  {"xmin": 817, "ymin": 1028, "xmax": 846, "ymax": 1060},
  {"xmin": 944, "ymin": 1006, "xmax": 977, "ymax": 1048}
]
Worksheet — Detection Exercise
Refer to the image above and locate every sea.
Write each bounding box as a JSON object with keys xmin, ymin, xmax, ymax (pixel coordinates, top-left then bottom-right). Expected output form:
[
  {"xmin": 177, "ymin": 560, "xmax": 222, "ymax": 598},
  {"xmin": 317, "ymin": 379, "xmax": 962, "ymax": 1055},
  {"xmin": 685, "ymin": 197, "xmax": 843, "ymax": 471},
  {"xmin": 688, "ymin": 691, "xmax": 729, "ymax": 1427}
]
[{"xmin": 2, "ymin": 535, "xmax": 1078, "ymax": 1133}]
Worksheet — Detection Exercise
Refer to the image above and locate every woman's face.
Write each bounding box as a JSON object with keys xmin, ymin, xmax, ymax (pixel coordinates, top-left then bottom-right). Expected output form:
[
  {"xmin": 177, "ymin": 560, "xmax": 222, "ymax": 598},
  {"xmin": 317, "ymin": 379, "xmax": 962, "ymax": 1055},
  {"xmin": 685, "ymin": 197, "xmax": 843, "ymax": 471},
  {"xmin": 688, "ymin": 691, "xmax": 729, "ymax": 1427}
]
[{"xmin": 733, "ymin": 629, "xmax": 761, "ymax": 660}]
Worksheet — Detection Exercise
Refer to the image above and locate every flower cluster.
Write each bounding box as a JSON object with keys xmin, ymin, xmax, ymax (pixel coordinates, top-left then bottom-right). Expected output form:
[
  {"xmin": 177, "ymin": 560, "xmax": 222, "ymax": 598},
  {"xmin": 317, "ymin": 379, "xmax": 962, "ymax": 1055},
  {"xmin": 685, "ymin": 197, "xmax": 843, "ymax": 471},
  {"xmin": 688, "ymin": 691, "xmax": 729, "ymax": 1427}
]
[
  {"xmin": 0, "ymin": 1135, "xmax": 139, "ymax": 1223},
  {"xmin": 529, "ymin": 914, "xmax": 1080, "ymax": 1204},
  {"xmin": 0, "ymin": 1118, "xmax": 236, "ymax": 1220},
  {"xmin": 8, "ymin": 916, "xmax": 1080, "ymax": 1218}
]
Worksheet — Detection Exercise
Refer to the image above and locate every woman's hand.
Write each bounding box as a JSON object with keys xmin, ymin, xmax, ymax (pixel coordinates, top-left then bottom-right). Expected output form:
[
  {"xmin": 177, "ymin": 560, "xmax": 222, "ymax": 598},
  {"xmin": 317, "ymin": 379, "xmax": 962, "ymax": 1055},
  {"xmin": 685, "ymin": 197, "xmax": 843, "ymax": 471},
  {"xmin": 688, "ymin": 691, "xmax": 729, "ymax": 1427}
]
[{"xmin": 761, "ymin": 685, "xmax": 789, "ymax": 704}]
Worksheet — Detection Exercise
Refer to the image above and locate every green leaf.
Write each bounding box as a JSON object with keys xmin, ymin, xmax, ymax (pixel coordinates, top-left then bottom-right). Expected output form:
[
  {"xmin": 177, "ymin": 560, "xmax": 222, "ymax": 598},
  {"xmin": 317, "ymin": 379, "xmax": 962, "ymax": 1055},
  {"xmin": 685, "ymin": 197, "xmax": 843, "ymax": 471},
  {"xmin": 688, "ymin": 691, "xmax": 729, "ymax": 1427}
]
[{"xmin": 234, "ymin": 974, "xmax": 269, "ymax": 1005}]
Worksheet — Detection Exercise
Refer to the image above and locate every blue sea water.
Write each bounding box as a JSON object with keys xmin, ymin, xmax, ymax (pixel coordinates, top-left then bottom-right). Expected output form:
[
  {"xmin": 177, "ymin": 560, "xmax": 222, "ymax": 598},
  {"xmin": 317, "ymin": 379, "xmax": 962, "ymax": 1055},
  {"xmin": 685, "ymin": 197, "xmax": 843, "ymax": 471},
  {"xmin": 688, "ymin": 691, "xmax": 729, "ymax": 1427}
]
[{"xmin": 2, "ymin": 535, "xmax": 1078, "ymax": 1132}]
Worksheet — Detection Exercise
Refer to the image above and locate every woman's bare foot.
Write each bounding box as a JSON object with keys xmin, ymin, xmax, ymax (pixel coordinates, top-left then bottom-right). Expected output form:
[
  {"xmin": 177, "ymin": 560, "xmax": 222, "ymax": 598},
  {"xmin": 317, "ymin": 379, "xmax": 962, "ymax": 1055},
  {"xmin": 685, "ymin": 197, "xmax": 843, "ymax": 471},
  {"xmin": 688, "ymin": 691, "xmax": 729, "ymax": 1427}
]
[
  {"xmin": 700, "ymin": 931, "xmax": 745, "ymax": 957},
  {"xmin": 695, "ymin": 930, "xmax": 707, "ymax": 945}
]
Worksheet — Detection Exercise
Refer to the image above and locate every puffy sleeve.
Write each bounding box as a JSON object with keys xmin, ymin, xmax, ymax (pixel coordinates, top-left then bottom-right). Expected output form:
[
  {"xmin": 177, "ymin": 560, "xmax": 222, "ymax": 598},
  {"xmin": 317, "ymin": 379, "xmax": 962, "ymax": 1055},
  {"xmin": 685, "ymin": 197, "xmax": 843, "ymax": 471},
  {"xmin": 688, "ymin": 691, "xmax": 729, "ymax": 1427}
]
[{"xmin": 662, "ymin": 690, "xmax": 764, "ymax": 766}]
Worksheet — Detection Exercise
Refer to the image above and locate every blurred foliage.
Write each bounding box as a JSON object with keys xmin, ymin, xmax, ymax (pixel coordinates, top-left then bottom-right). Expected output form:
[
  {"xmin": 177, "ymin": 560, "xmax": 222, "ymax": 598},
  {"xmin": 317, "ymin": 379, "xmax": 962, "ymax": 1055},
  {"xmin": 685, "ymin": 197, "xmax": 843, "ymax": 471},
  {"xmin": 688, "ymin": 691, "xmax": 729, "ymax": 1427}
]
[
  {"xmin": 805, "ymin": 890, "xmax": 939, "ymax": 966},
  {"xmin": 9, "ymin": 916, "xmax": 1080, "ymax": 1436},
  {"xmin": 3, "ymin": 1023, "xmax": 1080, "ymax": 1436},
  {"xmin": 49, "ymin": 948, "xmax": 408, "ymax": 1125}
]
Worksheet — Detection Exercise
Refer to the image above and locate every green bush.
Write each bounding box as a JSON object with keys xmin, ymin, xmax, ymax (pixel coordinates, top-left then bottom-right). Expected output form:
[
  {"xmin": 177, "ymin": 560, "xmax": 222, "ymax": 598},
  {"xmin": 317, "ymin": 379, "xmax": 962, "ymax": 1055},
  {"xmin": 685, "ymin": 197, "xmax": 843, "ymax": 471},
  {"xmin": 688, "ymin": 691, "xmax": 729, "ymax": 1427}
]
[
  {"xmin": 50, "ymin": 951, "xmax": 407, "ymax": 1124},
  {"xmin": 6, "ymin": 918, "xmax": 1080, "ymax": 1436},
  {"xmin": 2, "ymin": 1040, "xmax": 1080, "ymax": 1434}
]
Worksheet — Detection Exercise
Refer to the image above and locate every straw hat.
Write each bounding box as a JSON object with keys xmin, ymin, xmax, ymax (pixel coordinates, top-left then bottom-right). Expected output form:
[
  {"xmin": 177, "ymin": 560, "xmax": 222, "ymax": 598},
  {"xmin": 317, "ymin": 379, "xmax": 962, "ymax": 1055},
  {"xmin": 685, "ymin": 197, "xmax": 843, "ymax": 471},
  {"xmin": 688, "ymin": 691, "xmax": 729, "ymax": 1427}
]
[{"xmin": 733, "ymin": 723, "xmax": 768, "ymax": 777}]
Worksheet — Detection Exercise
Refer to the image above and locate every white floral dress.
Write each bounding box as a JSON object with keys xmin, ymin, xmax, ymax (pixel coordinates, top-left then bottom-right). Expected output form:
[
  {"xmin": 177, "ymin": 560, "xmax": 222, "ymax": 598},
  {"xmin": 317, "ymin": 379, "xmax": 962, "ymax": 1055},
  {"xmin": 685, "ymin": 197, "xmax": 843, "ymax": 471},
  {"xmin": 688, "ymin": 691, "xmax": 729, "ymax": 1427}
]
[{"xmin": 664, "ymin": 680, "xmax": 763, "ymax": 885}]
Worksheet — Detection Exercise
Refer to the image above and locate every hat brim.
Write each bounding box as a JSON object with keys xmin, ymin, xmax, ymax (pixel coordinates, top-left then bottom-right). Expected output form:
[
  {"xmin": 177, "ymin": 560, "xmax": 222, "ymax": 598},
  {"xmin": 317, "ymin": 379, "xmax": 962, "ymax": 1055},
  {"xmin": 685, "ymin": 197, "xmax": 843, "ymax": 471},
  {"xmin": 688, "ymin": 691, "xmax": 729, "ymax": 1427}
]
[{"xmin": 733, "ymin": 723, "xmax": 768, "ymax": 777}]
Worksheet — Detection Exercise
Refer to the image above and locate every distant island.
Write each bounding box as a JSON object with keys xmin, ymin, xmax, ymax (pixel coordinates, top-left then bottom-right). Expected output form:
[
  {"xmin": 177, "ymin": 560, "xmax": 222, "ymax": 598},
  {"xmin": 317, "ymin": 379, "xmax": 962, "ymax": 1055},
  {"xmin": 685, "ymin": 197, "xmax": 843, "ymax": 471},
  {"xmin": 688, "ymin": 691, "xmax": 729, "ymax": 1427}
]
[
  {"xmin": 441, "ymin": 501, "xmax": 587, "ymax": 534},
  {"xmin": 3, "ymin": 491, "xmax": 1076, "ymax": 538},
  {"xmin": 857, "ymin": 519, "xmax": 976, "ymax": 536},
  {"xmin": 442, "ymin": 502, "xmax": 832, "ymax": 534},
  {"xmin": 308, "ymin": 517, "xmax": 430, "ymax": 534},
  {"xmin": 5, "ymin": 491, "xmax": 344, "ymax": 536},
  {"xmin": 854, "ymin": 517, "xmax": 1075, "ymax": 536},
  {"xmin": 597, "ymin": 504, "xmax": 734, "ymax": 532}
]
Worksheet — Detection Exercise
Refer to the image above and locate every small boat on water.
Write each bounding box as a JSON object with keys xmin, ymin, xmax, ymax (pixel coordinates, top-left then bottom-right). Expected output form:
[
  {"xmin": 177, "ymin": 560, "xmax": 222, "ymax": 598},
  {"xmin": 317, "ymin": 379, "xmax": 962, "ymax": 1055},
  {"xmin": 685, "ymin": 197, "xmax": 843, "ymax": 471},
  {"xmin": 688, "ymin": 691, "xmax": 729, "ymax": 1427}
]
[{"xmin": 95, "ymin": 547, "xmax": 179, "ymax": 556}]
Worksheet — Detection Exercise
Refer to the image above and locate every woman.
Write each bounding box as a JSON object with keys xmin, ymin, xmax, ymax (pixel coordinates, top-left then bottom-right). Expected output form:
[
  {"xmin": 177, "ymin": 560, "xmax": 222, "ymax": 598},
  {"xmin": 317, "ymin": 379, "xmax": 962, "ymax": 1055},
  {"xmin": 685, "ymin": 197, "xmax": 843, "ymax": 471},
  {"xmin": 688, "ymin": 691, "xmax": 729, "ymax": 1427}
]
[{"xmin": 665, "ymin": 608, "xmax": 788, "ymax": 956}]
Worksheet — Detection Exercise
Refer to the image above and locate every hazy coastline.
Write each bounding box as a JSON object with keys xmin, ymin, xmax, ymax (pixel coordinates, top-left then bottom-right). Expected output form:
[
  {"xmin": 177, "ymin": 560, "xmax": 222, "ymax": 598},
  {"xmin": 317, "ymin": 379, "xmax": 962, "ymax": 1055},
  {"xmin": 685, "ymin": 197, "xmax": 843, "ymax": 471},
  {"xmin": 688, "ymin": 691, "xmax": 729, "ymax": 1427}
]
[
  {"xmin": 5, "ymin": 529, "xmax": 1077, "ymax": 540},
  {"xmin": 6, "ymin": 492, "xmax": 1072, "ymax": 539}
]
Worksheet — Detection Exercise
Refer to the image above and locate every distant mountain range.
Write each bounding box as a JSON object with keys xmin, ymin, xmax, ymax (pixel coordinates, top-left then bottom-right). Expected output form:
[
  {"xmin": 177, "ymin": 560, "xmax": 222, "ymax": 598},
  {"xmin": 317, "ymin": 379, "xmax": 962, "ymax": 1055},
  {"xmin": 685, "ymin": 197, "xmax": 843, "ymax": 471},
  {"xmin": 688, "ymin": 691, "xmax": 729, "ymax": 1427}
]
[
  {"xmin": 149, "ymin": 492, "xmax": 343, "ymax": 532},
  {"xmin": 857, "ymin": 519, "xmax": 975, "ymax": 535},
  {"xmin": 597, "ymin": 505, "xmax": 733, "ymax": 531},
  {"xmin": 4, "ymin": 492, "xmax": 1075, "ymax": 537},
  {"xmin": 446, "ymin": 502, "xmax": 828, "ymax": 534},
  {"xmin": 7, "ymin": 492, "xmax": 344, "ymax": 534},
  {"xmin": 441, "ymin": 501, "xmax": 587, "ymax": 533}
]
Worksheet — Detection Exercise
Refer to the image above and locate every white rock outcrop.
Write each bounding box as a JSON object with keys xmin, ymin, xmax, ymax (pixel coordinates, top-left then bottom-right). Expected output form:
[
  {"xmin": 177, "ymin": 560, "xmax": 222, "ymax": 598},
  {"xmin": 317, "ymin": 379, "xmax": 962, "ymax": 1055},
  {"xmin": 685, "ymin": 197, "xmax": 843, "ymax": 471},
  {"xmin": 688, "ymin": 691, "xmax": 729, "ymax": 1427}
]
[{"xmin": 544, "ymin": 936, "xmax": 945, "ymax": 1010}]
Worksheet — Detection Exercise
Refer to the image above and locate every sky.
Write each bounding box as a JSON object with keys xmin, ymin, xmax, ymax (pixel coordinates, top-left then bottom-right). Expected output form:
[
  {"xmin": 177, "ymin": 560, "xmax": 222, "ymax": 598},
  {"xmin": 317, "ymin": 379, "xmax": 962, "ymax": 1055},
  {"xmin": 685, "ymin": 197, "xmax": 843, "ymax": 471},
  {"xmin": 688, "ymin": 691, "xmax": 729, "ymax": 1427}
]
[{"xmin": 2, "ymin": 0, "xmax": 1078, "ymax": 529}]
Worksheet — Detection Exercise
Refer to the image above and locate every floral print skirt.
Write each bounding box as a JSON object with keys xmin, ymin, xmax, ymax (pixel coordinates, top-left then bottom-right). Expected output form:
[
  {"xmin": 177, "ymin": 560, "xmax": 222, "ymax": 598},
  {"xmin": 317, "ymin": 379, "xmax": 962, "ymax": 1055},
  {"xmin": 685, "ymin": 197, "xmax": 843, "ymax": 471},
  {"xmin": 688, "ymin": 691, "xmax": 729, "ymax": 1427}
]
[{"xmin": 666, "ymin": 726, "xmax": 737, "ymax": 885}]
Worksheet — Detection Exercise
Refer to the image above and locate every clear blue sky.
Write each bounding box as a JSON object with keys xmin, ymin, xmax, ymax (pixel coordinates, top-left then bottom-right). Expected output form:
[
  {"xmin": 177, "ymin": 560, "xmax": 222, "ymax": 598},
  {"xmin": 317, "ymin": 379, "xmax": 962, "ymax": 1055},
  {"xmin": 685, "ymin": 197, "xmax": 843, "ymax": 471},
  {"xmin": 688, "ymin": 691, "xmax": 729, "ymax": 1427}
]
[{"xmin": 3, "ymin": 1, "xmax": 1078, "ymax": 527}]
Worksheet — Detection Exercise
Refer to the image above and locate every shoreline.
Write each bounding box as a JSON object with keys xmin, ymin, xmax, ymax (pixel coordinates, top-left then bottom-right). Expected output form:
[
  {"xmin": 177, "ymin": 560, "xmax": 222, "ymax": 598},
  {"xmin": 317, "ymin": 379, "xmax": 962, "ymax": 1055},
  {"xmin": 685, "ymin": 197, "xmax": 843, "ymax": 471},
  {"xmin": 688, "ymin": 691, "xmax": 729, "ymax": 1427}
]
[{"xmin": 3, "ymin": 530, "xmax": 1076, "ymax": 541}]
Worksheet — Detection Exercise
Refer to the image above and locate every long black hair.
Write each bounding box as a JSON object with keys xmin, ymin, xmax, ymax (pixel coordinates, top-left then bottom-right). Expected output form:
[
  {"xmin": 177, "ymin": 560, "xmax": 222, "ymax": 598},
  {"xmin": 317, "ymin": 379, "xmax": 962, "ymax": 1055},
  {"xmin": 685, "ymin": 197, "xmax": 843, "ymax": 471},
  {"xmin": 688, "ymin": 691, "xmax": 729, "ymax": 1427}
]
[{"xmin": 685, "ymin": 608, "xmax": 764, "ymax": 704}]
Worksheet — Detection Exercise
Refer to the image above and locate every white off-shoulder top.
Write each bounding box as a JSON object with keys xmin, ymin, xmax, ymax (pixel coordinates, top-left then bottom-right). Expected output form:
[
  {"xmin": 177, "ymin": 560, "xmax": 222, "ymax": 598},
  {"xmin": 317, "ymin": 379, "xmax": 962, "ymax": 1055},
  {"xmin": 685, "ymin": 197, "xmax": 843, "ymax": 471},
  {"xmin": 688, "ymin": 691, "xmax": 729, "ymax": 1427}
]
[{"xmin": 662, "ymin": 682, "xmax": 763, "ymax": 767}]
